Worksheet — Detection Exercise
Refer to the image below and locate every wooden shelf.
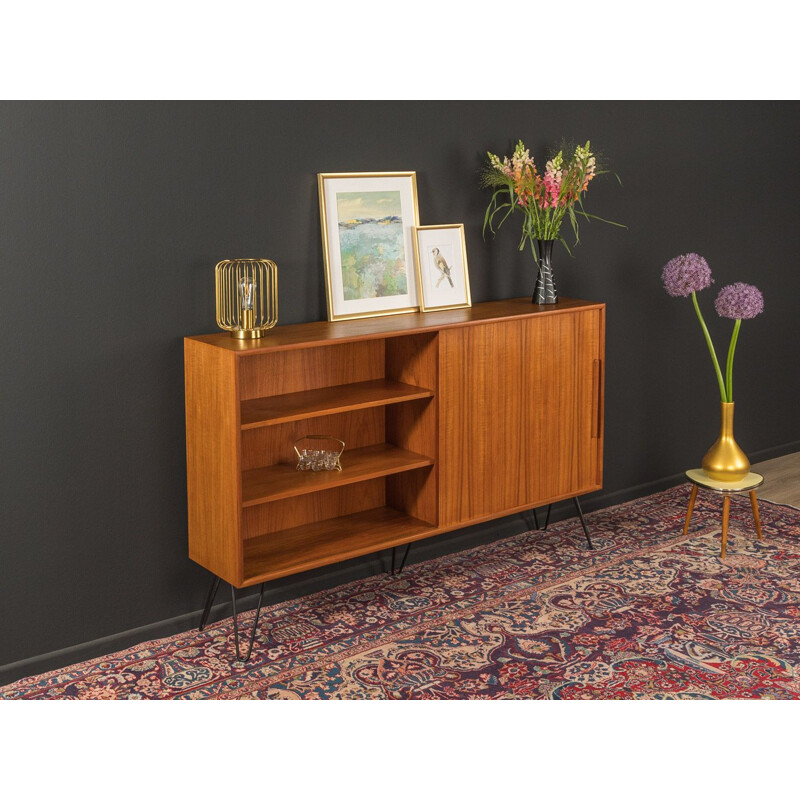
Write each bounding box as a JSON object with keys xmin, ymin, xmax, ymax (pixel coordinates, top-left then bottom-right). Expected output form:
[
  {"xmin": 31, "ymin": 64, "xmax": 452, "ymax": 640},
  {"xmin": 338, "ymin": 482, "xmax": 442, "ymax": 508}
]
[
  {"xmin": 241, "ymin": 443, "xmax": 434, "ymax": 507},
  {"xmin": 242, "ymin": 506, "xmax": 436, "ymax": 584},
  {"xmin": 240, "ymin": 379, "xmax": 433, "ymax": 429}
]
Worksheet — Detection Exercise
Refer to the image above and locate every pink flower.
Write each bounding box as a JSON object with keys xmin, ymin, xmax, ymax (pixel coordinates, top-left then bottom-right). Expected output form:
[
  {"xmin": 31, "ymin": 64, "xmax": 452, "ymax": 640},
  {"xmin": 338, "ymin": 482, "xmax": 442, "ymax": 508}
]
[
  {"xmin": 542, "ymin": 174, "xmax": 560, "ymax": 208},
  {"xmin": 541, "ymin": 155, "xmax": 563, "ymax": 208}
]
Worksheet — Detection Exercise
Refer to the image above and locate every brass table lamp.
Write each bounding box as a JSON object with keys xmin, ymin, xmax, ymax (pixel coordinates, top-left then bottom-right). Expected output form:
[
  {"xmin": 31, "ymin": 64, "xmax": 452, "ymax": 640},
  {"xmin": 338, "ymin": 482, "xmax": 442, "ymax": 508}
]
[{"xmin": 215, "ymin": 258, "xmax": 278, "ymax": 338}]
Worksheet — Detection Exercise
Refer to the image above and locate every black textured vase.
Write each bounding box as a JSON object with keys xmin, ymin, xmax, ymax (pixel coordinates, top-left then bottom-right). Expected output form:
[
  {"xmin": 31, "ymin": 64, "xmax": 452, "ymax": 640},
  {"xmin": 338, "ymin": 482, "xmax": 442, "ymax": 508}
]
[{"xmin": 533, "ymin": 239, "xmax": 557, "ymax": 304}]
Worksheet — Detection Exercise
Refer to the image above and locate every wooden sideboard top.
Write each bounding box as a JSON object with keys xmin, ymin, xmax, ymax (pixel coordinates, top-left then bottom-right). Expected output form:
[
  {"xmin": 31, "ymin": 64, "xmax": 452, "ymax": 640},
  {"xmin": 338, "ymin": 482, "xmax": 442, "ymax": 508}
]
[{"xmin": 186, "ymin": 296, "xmax": 605, "ymax": 355}]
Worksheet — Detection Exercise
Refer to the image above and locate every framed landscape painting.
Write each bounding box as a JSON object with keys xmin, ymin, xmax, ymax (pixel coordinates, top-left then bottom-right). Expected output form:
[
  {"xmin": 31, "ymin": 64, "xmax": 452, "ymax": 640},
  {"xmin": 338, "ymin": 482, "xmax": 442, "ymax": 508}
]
[
  {"xmin": 318, "ymin": 172, "xmax": 420, "ymax": 321},
  {"xmin": 412, "ymin": 223, "xmax": 472, "ymax": 312}
]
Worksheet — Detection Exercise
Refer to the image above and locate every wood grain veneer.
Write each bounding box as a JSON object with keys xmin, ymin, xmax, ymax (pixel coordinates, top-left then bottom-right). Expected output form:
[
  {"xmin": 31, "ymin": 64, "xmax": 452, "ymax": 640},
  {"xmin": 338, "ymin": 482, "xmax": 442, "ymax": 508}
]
[
  {"xmin": 238, "ymin": 339, "xmax": 383, "ymax": 400},
  {"xmin": 385, "ymin": 334, "xmax": 439, "ymax": 525},
  {"xmin": 189, "ymin": 297, "xmax": 603, "ymax": 355},
  {"xmin": 184, "ymin": 339, "xmax": 242, "ymax": 585},
  {"xmin": 241, "ymin": 407, "xmax": 385, "ymax": 471},
  {"xmin": 242, "ymin": 479, "xmax": 386, "ymax": 539},
  {"xmin": 184, "ymin": 298, "xmax": 605, "ymax": 587},
  {"xmin": 438, "ymin": 309, "xmax": 603, "ymax": 525},
  {"xmin": 240, "ymin": 379, "xmax": 433, "ymax": 429},
  {"xmin": 594, "ymin": 306, "xmax": 606, "ymax": 487},
  {"xmin": 242, "ymin": 507, "xmax": 436, "ymax": 585},
  {"xmin": 241, "ymin": 443, "xmax": 434, "ymax": 506}
]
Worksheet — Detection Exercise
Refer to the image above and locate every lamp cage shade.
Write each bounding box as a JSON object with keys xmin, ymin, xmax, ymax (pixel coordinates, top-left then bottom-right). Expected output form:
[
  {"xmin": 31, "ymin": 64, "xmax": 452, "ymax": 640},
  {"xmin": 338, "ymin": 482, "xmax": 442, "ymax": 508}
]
[{"xmin": 215, "ymin": 258, "xmax": 278, "ymax": 338}]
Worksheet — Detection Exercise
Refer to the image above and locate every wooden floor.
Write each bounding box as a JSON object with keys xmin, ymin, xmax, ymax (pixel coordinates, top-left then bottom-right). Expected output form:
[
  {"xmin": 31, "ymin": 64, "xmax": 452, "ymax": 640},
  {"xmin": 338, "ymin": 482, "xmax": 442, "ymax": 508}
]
[{"xmin": 751, "ymin": 451, "xmax": 800, "ymax": 507}]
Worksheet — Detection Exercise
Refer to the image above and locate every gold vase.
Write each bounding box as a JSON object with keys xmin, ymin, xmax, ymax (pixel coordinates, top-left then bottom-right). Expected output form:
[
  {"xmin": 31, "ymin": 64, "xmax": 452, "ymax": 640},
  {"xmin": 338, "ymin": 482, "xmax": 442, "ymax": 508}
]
[{"xmin": 701, "ymin": 402, "xmax": 750, "ymax": 481}]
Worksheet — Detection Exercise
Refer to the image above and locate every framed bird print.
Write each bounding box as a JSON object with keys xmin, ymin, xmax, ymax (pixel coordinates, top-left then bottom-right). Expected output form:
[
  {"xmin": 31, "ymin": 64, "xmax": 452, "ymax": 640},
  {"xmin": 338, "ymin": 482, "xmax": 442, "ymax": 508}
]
[
  {"xmin": 318, "ymin": 172, "xmax": 421, "ymax": 321},
  {"xmin": 412, "ymin": 224, "xmax": 472, "ymax": 312}
]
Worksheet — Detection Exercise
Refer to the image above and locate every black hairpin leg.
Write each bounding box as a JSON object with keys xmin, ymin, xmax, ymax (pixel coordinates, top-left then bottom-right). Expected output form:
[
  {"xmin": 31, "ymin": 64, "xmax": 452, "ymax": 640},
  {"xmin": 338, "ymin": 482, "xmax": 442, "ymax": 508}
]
[
  {"xmin": 230, "ymin": 582, "xmax": 266, "ymax": 663},
  {"xmin": 521, "ymin": 508, "xmax": 540, "ymax": 531},
  {"xmin": 573, "ymin": 496, "xmax": 594, "ymax": 550},
  {"xmin": 199, "ymin": 575, "xmax": 221, "ymax": 631},
  {"xmin": 390, "ymin": 543, "xmax": 413, "ymax": 575},
  {"xmin": 530, "ymin": 499, "xmax": 591, "ymax": 548},
  {"xmin": 197, "ymin": 573, "xmax": 266, "ymax": 663},
  {"xmin": 397, "ymin": 542, "xmax": 412, "ymax": 573}
]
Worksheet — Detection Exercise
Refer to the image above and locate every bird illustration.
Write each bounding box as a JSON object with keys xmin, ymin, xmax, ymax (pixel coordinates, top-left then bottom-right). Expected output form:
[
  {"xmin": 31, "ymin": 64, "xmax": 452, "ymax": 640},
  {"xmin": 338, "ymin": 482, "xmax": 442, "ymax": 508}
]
[{"xmin": 431, "ymin": 247, "xmax": 454, "ymax": 288}]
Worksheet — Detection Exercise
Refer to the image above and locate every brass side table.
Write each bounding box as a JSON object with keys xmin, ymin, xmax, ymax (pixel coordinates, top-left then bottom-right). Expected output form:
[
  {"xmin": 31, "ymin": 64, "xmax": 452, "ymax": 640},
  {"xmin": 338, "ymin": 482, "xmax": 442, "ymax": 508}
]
[{"xmin": 683, "ymin": 469, "xmax": 764, "ymax": 558}]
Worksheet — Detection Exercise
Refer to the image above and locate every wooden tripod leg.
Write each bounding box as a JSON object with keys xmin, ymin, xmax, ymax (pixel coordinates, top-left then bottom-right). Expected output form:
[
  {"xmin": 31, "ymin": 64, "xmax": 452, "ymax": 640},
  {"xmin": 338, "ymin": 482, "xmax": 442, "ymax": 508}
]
[
  {"xmin": 750, "ymin": 491, "xmax": 762, "ymax": 540},
  {"xmin": 721, "ymin": 495, "xmax": 730, "ymax": 558},
  {"xmin": 683, "ymin": 484, "xmax": 698, "ymax": 536}
]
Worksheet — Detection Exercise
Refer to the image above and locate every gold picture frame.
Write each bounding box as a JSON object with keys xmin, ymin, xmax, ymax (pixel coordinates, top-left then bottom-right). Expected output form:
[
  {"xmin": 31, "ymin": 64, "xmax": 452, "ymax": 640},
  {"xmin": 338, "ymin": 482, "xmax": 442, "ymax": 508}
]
[
  {"xmin": 412, "ymin": 223, "xmax": 472, "ymax": 312},
  {"xmin": 318, "ymin": 172, "xmax": 420, "ymax": 321}
]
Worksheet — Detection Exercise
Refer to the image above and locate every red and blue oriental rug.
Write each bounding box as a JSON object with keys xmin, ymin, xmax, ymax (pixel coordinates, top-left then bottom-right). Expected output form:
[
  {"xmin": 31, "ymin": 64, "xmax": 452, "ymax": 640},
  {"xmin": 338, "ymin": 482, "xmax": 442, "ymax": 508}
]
[{"xmin": 2, "ymin": 486, "xmax": 799, "ymax": 699}]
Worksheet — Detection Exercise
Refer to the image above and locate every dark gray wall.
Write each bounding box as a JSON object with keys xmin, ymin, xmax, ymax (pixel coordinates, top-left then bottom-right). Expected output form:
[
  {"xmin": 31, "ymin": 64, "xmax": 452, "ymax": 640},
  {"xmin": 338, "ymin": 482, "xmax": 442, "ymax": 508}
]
[{"xmin": 2, "ymin": 101, "xmax": 799, "ymax": 679}]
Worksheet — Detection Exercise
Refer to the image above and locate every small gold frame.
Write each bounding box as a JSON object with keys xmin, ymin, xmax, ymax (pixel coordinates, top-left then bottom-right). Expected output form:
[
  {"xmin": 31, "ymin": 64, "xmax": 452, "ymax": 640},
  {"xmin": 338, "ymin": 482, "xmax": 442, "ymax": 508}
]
[
  {"xmin": 215, "ymin": 258, "xmax": 278, "ymax": 339},
  {"xmin": 412, "ymin": 224, "xmax": 472, "ymax": 312}
]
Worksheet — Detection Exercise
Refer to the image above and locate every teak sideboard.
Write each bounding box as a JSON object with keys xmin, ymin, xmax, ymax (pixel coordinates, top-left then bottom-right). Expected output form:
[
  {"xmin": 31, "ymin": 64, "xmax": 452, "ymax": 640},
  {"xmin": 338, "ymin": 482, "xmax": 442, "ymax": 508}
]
[{"xmin": 184, "ymin": 297, "xmax": 605, "ymax": 589}]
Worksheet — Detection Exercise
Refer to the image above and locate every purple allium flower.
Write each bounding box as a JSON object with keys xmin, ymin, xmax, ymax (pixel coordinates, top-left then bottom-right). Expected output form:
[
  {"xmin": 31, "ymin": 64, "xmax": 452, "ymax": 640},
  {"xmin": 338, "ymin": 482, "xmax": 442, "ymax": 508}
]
[
  {"xmin": 661, "ymin": 253, "xmax": 713, "ymax": 297},
  {"xmin": 714, "ymin": 282, "xmax": 764, "ymax": 320}
]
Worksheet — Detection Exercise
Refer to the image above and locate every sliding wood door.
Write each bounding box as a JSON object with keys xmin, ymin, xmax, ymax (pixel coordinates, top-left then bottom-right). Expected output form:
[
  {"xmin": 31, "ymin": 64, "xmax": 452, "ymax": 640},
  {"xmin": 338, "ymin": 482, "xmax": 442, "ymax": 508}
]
[{"xmin": 438, "ymin": 307, "xmax": 604, "ymax": 526}]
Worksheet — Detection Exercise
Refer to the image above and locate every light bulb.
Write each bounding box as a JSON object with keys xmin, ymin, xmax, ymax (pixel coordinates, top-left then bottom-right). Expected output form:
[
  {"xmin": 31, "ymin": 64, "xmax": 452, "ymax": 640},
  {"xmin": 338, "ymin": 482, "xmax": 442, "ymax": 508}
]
[
  {"xmin": 239, "ymin": 275, "xmax": 256, "ymax": 311},
  {"xmin": 238, "ymin": 275, "xmax": 256, "ymax": 331}
]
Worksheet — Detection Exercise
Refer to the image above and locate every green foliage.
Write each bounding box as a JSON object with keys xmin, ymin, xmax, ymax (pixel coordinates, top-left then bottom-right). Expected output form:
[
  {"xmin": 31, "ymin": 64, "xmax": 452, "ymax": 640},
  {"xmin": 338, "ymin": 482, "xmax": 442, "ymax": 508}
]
[{"xmin": 480, "ymin": 139, "xmax": 624, "ymax": 260}]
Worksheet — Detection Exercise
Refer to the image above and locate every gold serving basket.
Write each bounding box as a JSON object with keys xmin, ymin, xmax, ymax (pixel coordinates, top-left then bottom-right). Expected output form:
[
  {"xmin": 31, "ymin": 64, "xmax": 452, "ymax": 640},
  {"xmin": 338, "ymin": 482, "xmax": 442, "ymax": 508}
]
[{"xmin": 215, "ymin": 258, "xmax": 278, "ymax": 339}]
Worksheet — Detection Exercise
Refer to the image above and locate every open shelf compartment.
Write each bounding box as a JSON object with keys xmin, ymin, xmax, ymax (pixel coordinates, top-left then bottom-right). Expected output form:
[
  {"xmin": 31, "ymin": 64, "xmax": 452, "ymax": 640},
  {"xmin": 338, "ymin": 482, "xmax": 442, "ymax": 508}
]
[
  {"xmin": 241, "ymin": 442, "xmax": 434, "ymax": 506},
  {"xmin": 242, "ymin": 506, "xmax": 437, "ymax": 585},
  {"xmin": 240, "ymin": 378, "xmax": 433, "ymax": 429}
]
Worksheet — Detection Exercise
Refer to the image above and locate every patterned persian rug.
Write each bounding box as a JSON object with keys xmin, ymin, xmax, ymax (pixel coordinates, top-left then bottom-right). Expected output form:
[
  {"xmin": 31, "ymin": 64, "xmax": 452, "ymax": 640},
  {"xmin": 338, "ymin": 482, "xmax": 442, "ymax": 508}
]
[{"xmin": 3, "ymin": 486, "xmax": 799, "ymax": 700}]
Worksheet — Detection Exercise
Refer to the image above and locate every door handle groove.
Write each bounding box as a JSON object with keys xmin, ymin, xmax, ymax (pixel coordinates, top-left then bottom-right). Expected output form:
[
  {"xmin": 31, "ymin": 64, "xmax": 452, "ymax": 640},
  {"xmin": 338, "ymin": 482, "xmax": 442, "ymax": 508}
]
[{"xmin": 591, "ymin": 359, "xmax": 601, "ymax": 439}]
